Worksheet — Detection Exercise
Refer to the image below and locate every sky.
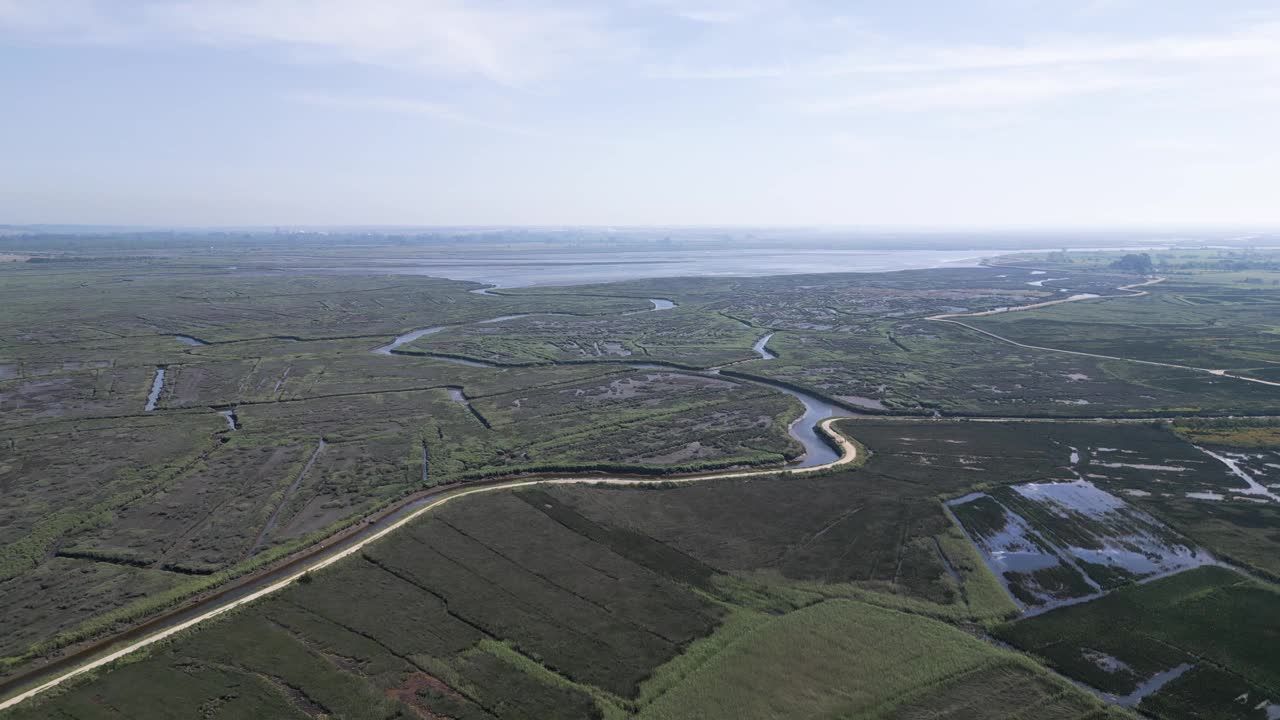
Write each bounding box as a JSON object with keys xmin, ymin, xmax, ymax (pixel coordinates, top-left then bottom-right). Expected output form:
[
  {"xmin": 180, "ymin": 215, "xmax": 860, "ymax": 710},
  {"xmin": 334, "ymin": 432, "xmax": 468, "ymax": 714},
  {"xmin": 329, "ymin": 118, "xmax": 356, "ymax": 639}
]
[{"xmin": 2, "ymin": 0, "xmax": 1279, "ymax": 228}]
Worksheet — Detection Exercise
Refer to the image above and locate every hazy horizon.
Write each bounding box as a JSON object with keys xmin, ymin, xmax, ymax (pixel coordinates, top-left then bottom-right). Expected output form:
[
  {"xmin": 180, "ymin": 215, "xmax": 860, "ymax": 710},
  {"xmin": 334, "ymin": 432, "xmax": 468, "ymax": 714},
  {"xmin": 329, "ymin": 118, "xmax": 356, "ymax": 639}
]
[
  {"xmin": 5, "ymin": 223, "xmax": 1280, "ymax": 232},
  {"xmin": 3, "ymin": 1, "xmax": 1279, "ymax": 227},
  {"xmin": 4, "ymin": 224, "xmax": 1278, "ymax": 241}
]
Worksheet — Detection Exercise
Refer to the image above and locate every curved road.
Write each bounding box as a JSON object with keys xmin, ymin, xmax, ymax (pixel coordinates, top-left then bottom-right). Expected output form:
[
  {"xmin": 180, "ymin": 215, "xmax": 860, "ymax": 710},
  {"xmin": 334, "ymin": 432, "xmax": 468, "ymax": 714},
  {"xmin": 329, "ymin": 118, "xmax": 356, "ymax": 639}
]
[{"xmin": 0, "ymin": 419, "xmax": 858, "ymax": 712}]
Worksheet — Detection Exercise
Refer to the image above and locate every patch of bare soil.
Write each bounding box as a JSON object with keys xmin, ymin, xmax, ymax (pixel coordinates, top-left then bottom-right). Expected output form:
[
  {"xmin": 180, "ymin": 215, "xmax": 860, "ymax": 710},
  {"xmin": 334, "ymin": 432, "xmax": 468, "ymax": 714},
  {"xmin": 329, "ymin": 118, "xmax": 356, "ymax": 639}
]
[{"xmin": 388, "ymin": 671, "xmax": 473, "ymax": 719}]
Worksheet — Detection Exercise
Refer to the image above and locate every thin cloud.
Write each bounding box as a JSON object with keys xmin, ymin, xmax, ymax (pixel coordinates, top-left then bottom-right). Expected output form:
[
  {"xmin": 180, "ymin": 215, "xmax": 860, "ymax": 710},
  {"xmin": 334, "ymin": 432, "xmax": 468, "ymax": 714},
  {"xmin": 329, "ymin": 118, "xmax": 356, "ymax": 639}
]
[
  {"xmin": 0, "ymin": 0, "xmax": 613, "ymax": 85},
  {"xmin": 829, "ymin": 23, "xmax": 1280, "ymax": 75},
  {"xmin": 649, "ymin": 21, "xmax": 1280, "ymax": 80}
]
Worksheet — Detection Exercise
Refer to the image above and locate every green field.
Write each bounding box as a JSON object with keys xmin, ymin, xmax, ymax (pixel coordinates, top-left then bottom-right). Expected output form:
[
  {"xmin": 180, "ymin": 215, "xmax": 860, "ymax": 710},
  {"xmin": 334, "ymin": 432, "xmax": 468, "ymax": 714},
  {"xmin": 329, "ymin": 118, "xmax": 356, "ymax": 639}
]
[
  {"xmin": 968, "ymin": 282, "xmax": 1280, "ymax": 375},
  {"xmin": 994, "ymin": 566, "xmax": 1280, "ymax": 718},
  {"xmin": 4, "ymin": 478, "xmax": 1108, "ymax": 720},
  {"xmin": 634, "ymin": 600, "xmax": 1118, "ymax": 720}
]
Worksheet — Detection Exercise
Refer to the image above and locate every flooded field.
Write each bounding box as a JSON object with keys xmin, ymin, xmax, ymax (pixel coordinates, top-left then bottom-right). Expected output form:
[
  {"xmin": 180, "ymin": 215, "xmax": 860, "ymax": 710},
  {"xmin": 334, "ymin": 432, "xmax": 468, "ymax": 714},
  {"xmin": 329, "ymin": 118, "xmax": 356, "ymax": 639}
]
[
  {"xmin": 947, "ymin": 493, "xmax": 1099, "ymax": 610},
  {"xmin": 1197, "ymin": 448, "xmax": 1280, "ymax": 503},
  {"xmin": 949, "ymin": 477, "xmax": 1211, "ymax": 610},
  {"xmin": 994, "ymin": 566, "xmax": 1280, "ymax": 719},
  {"xmin": 1057, "ymin": 436, "xmax": 1262, "ymax": 506},
  {"xmin": 1005, "ymin": 480, "xmax": 1211, "ymax": 582}
]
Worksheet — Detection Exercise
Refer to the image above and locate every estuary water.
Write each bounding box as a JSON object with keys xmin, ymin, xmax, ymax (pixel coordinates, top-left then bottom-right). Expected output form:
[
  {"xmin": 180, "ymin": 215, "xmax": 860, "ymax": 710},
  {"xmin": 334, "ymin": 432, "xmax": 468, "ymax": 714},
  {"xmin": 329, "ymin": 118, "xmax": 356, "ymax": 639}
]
[{"xmin": 309, "ymin": 248, "xmax": 993, "ymax": 288}]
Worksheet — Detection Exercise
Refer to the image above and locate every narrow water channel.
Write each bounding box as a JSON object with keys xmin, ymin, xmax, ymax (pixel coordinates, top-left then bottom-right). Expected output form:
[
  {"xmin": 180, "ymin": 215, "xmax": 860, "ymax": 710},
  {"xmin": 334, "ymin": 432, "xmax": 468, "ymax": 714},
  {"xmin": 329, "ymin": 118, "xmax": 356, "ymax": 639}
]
[
  {"xmin": 753, "ymin": 332, "xmax": 777, "ymax": 360},
  {"xmin": 373, "ymin": 298, "xmax": 674, "ymax": 355},
  {"xmin": 476, "ymin": 314, "xmax": 556, "ymax": 324},
  {"xmin": 446, "ymin": 387, "xmax": 491, "ymax": 429},
  {"xmin": 1111, "ymin": 664, "xmax": 1194, "ymax": 707},
  {"xmin": 144, "ymin": 368, "xmax": 165, "ymax": 411},
  {"xmin": 372, "ymin": 326, "xmax": 448, "ymax": 355},
  {"xmin": 625, "ymin": 298, "xmax": 676, "ymax": 314},
  {"xmin": 1198, "ymin": 446, "xmax": 1280, "ymax": 502}
]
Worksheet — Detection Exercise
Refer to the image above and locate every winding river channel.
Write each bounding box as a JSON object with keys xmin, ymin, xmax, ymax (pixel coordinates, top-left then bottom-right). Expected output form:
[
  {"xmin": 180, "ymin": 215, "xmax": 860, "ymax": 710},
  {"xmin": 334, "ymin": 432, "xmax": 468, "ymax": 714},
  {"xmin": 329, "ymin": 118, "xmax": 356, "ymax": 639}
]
[
  {"xmin": 755, "ymin": 376, "xmax": 849, "ymax": 467},
  {"xmin": 372, "ymin": 299, "xmax": 850, "ymax": 467}
]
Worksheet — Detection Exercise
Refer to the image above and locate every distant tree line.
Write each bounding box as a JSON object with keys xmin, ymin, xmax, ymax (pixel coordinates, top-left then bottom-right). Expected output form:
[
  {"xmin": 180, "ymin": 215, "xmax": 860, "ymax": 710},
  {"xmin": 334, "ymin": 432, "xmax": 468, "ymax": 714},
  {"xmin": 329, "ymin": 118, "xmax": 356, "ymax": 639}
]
[
  {"xmin": 26, "ymin": 255, "xmax": 154, "ymax": 263},
  {"xmin": 1110, "ymin": 253, "xmax": 1154, "ymax": 274}
]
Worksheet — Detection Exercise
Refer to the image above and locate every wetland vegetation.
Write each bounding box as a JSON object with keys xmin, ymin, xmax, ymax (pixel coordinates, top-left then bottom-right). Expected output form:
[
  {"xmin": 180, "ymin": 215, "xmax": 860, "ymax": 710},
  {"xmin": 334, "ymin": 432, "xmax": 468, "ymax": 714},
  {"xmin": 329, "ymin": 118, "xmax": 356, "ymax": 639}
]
[{"xmin": 3, "ymin": 238, "xmax": 1280, "ymax": 719}]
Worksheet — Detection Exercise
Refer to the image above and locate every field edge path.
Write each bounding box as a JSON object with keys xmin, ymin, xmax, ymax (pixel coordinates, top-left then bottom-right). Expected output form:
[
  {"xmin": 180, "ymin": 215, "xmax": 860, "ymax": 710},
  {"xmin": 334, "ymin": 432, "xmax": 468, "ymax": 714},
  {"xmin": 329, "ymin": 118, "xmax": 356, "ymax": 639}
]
[{"xmin": 928, "ymin": 277, "xmax": 1280, "ymax": 390}]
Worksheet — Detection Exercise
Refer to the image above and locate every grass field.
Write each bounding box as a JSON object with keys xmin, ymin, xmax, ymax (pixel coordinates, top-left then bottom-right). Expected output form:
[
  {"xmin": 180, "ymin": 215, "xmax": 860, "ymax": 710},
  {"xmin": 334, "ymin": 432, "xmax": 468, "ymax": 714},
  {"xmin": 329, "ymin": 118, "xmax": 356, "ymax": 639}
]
[
  {"xmin": 4, "ymin": 565, "xmax": 1109, "ymax": 720},
  {"xmin": 742, "ymin": 321, "xmax": 1269, "ymax": 417},
  {"xmin": 967, "ymin": 276, "xmax": 1280, "ymax": 378},
  {"xmin": 879, "ymin": 656, "xmax": 1125, "ymax": 720},
  {"xmin": 2, "ymin": 451, "xmax": 1058, "ymax": 720},
  {"xmin": 542, "ymin": 444, "xmax": 1020, "ymax": 620},
  {"xmin": 1174, "ymin": 418, "xmax": 1280, "ymax": 449},
  {"xmin": 634, "ymin": 599, "xmax": 1117, "ymax": 720},
  {"xmin": 1136, "ymin": 496, "xmax": 1280, "ymax": 579}
]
